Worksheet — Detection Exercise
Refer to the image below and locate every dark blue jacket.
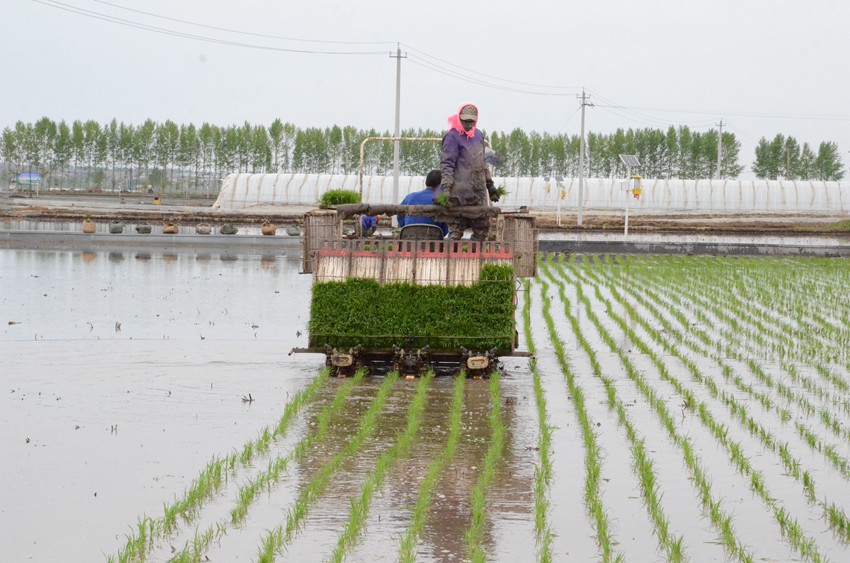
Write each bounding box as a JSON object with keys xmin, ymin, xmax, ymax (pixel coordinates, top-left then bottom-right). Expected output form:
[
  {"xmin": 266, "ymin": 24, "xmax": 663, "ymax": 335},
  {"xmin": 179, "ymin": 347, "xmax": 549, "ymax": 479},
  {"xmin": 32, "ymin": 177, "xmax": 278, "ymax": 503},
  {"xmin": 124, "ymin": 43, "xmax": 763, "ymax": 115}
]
[{"xmin": 398, "ymin": 188, "xmax": 449, "ymax": 236}]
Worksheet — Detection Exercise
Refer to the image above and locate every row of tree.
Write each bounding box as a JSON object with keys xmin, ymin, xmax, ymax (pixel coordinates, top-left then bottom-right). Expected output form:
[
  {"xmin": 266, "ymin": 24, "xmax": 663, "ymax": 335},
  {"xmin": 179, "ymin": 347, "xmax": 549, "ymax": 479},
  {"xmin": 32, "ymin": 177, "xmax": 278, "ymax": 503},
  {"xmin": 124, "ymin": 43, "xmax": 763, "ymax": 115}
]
[
  {"xmin": 1, "ymin": 118, "xmax": 844, "ymax": 194},
  {"xmin": 752, "ymin": 134, "xmax": 844, "ymax": 181}
]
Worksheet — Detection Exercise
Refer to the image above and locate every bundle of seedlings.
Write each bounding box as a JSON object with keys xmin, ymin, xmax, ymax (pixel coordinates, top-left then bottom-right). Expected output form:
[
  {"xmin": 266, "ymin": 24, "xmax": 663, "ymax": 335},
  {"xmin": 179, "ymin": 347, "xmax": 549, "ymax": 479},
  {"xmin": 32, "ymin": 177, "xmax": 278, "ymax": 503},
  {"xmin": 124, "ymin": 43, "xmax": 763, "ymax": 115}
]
[
  {"xmin": 318, "ymin": 189, "xmax": 361, "ymax": 206},
  {"xmin": 309, "ymin": 264, "xmax": 515, "ymax": 352}
]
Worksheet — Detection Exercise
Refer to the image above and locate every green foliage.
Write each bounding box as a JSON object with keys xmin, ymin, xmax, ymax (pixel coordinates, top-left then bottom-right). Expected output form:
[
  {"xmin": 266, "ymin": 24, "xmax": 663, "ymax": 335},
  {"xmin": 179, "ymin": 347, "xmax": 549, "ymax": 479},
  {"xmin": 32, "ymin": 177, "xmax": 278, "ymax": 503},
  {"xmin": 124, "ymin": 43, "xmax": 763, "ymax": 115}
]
[
  {"xmin": 753, "ymin": 134, "xmax": 845, "ymax": 180},
  {"xmin": 309, "ymin": 264, "xmax": 515, "ymax": 351},
  {"xmin": 318, "ymin": 189, "xmax": 361, "ymax": 206}
]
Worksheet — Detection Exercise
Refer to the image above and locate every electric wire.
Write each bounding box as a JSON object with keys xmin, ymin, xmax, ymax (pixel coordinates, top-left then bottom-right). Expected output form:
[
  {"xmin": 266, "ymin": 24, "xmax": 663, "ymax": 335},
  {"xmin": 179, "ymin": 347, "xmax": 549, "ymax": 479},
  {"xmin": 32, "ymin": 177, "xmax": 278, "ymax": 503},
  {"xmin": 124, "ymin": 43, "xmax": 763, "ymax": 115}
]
[
  {"xmin": 588, "ymin": 89, "xmax": 715, "ymax": 129},
  {"xmin": 557, "ymin": 106, "xmax": 582, "ymax": 133},
  {"xmin": 31, "ymin": 0, "xmax": 387, "ymax": 55},
  {"xmin": 29, "ymin": 1, "xmax": 850, "ymax": 129},
  {"xmin": 401, "ymin": 42, "xmax": 581, "ymax": 91},
  {"xmin": 588, "ymin": 88, "xmax": 850, "ymax": 122},
  {"xmin": 90, "ymin": 0, "xmax": 394, "ymax": 45},
  {"xmin": 407, "ymin": 54, "xmax": 575, "ymax": 97}
]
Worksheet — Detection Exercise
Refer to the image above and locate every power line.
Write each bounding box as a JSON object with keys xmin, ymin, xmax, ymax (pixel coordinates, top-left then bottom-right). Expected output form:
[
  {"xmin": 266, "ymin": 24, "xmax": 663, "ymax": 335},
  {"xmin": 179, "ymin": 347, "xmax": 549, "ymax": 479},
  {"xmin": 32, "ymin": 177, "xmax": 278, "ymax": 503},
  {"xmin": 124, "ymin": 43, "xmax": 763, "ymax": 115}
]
[
  {"xmin": 592, "ymin": 99, "xmax": 850, "ymax": 122},
  {"xmin": 402, "ymin": 43, "xmax": 581, "ymax": 92},
  {"xmin": 407, "ymin": 55, "xmax": 576, "ymax": 96},
  {"xmin": 31, "ymin": 0, "xmax": 388, "ymax": 55},
  {"xmin": 89, "ymin": 0, "xmax": 394, "ymax": 45},
  {"xmin": 588, "ymin": 89, "xmax": 714, "ymax": 128}
]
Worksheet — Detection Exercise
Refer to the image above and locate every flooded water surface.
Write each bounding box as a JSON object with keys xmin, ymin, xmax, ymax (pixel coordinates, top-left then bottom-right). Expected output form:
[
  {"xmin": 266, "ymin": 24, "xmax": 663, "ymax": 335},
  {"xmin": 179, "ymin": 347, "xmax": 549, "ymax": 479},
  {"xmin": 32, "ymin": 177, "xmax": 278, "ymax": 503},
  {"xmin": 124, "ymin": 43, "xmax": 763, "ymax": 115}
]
[{"xmin": 4, "ymin": 249, "xmax": 849, "ymax": 562}]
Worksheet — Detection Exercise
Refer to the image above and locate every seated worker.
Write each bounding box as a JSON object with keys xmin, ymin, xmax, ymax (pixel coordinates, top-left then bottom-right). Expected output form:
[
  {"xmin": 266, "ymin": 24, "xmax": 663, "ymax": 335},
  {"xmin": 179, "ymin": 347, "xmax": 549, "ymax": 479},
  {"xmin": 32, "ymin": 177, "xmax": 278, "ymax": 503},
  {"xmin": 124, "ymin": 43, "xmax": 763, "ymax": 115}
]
[
  {"xmin": 361, "ymin": 214, "xmax": 381, "ymax": 237},
  {"xmin": 397, "ymin": 170, "xmax": 449, "ymax": 237}
]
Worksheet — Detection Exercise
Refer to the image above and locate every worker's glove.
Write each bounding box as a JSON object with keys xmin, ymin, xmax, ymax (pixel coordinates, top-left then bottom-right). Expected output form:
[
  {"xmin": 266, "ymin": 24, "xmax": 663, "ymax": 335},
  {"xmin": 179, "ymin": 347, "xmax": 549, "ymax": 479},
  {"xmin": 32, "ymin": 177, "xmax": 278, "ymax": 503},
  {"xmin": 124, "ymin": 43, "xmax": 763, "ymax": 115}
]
[{"xmin": 487, "ymin": 182, "xmax": 500, "ymax": 203}]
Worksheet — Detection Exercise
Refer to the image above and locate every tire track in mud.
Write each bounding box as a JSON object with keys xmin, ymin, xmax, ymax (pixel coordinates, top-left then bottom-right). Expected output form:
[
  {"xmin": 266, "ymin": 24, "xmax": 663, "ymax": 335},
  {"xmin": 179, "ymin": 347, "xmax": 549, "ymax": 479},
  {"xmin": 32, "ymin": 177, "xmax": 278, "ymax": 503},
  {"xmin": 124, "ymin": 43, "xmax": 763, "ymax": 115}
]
[
  {"xmin": 109, "ymin": 368, "xmax": 331, "ymax": 563},
  {"xmin": 563, "ymin": 255, "xmax": 838, "ymax": 561}
]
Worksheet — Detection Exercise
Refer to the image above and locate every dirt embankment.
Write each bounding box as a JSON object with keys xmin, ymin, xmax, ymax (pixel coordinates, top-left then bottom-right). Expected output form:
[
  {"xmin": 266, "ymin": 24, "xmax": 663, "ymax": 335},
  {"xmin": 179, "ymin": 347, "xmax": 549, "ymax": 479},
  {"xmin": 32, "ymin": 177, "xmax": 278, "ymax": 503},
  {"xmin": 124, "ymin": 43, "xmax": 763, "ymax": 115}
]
[
  {"xmin": 3, "ymin": 193, "xmax": 849, "ymax": 236},
  {"xmin": 532, "ymin": 212, "xmax": 850, "ymax": 236}
]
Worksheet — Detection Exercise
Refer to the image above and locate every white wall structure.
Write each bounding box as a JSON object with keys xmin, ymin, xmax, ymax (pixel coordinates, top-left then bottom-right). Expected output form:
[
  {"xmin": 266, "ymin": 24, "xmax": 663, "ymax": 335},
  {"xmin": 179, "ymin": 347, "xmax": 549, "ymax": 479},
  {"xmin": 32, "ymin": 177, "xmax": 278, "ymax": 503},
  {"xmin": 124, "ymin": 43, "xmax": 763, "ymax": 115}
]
[{"xmin": 213, "ymin": 173, "xmax": 850, "ymax": 215}]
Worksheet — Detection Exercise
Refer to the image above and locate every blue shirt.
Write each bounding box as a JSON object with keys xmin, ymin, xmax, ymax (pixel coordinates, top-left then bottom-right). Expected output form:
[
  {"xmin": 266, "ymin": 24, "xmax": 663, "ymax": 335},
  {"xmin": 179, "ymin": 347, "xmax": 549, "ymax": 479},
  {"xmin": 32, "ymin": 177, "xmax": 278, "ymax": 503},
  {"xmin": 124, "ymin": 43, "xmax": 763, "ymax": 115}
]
[
  {"xmin": 361, "ymin": 215, "xmax": 378, "ymax": 234},
  {"xmin": 398, "ymin": 189, "xmax": 448, "ymax": 236}
]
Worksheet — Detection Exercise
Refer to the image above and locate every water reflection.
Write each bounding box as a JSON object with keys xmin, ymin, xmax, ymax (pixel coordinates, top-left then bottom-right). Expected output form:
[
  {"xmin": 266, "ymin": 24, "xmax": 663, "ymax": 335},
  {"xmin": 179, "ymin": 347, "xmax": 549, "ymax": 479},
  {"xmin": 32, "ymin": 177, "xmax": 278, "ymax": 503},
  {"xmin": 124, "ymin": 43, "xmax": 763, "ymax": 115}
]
[
  {"xmin": 0, "ymin": 248, "xmax": 311, "ymax": 342},
  {"xmin": 260, "ymin": 254, "xmax": 277, "ymax": 270}
]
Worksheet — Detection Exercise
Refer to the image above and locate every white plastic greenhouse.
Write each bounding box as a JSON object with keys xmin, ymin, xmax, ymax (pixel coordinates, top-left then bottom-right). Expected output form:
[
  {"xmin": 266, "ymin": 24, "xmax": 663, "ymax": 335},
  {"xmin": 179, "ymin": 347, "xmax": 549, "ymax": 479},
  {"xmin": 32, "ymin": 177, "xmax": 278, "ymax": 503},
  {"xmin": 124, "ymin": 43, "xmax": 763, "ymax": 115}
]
[{"xmin": 212, "ymin": 173, "xmax": 850, "ymax": 215}]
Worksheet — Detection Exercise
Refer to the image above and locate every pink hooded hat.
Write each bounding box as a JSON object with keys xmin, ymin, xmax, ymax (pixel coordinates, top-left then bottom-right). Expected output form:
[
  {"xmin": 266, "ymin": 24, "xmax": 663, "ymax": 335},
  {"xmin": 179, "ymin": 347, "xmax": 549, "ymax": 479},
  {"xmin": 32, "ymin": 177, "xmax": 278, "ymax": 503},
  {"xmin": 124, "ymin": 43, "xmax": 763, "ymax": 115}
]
[{"xmin": 447, "ymin": 102, "xmax": 479, "ymax": 138}]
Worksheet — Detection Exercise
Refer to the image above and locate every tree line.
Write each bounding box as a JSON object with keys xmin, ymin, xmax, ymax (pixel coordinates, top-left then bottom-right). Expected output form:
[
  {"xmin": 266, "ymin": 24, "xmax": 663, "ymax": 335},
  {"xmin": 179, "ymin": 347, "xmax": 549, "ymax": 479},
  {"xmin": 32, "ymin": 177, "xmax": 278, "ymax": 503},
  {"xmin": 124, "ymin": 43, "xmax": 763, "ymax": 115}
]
[
  {"xmin": 752, "ymin": 134, "xmax": 844, "ymax": 181},
  {"xmin": 1, "ymin": 117, "xmax": 844, "ymax": 194}
]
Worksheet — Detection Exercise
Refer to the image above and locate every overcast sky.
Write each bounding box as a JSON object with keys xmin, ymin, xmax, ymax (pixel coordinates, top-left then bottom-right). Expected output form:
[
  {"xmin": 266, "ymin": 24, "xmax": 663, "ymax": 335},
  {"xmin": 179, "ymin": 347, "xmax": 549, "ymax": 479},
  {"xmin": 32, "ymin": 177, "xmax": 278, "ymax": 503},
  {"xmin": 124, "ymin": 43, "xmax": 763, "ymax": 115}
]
[{"xmin": 3, "ymin": 0, "xmax": 849, "ymax": 177}]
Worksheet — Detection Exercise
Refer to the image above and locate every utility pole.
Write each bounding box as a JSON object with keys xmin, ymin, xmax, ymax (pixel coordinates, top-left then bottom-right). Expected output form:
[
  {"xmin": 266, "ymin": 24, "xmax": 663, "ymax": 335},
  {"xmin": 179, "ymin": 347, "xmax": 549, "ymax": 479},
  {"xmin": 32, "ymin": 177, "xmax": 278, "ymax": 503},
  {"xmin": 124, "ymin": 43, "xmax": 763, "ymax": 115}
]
[
  {"xmin": 785, "ymin": 146, "xmax": 790, "ymax": 179},
  {"xmin": 715, "ymin": 118, "xmax": 724, "ymax": 179},
  {"xmin": 577, "ymin": 89, "xmax": 592, "ymax": 226},
  {"xmin": 390, "ymin": 44, "xmax": 406, "ymax": 205}
]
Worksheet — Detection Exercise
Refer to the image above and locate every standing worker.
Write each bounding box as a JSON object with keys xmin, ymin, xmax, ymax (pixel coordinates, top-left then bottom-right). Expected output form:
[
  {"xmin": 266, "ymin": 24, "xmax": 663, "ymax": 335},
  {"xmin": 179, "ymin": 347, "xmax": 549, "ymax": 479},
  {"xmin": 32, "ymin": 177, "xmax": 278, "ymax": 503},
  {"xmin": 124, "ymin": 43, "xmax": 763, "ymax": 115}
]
[
  {"xmin": 440, "ymin": 102, "xmax": 500, "ymax": 241},
  {"xmin": 397, "ymin": 170, "xmax": 449, "ymax": 237}
]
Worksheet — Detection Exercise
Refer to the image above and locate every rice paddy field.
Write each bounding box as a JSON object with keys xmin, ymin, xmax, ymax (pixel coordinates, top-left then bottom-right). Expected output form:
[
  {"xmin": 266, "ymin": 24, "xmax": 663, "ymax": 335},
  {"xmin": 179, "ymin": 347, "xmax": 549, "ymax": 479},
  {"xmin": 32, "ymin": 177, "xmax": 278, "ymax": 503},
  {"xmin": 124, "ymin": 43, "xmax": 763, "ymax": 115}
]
[{"xmin": 3, "ymin": 248, "xmax": 850, "ymax": 562}]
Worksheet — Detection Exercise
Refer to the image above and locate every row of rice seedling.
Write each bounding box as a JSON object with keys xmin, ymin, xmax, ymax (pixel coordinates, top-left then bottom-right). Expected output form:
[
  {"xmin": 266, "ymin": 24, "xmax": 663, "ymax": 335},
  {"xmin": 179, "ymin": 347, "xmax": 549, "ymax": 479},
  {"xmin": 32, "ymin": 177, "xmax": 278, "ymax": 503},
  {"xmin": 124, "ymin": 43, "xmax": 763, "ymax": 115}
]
[
  {"xmin": 655, "ymin": 255, "xmax": 850, "ymax": 379},
  {"xmin": 665, "ymin": 256, "xmax": 850, "ymax": 402},
  {"xmin": 464, "ymin": 372, "xmax": 506, "ymax": 562},
  {"xmin": 520, "ymin": 279, "xmax": 555, "ymax": 563},
  {"xmin": 686, "ymin": 264, "xmax": 850, "ymax": 448},
  {"xmin": 687, "ymin": 257, "xmax": 850, "ymax": 427},
  {"xmin": 723, "ymin": 257, "xmax": 850, "ymax": 363},
  {"xmin": 328, "ymin": 371, "xmax": 434, "ymax": 562},
  {"xmin": 109, "ymin": 368, "xmax": 331, "ymax": 563},
  {"xmin": 581, "ymin": 256, "xmax": 850, "ymax": 545},
  {"xmin": 537, "ymin": 259, "xmax": 685, "ymax": 561},
  {"xmin": 537, "ymin": 276, "xmax": 624, "ymax": 562},
  {"xmin": 572, "ymin": 258, "xmax": 833, "ymax": 558},
  {"xmin": 398, "ymin": 373, "xmax": 466, "ymax": 562},
  {"xmin": 621, "ymin": 257, "xmax": 850, "ymax": 481},
  {"xmin": 671, "ymin": 264, "xmax": 850, "ymax": 423},
  {"xmin": 631, "ymin": 255, "xmax": 850, "ymax": 476},
  {"xmin": 168, "ymin": 369, "xmax": 364, "ymax": 562},
  {"xmin": 546, "ymin": 257, "xmax": 755, "ymax": 562},
  {"xmin": 256, "ymin": 371, "xmax": 400, "ymax": 562}
]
